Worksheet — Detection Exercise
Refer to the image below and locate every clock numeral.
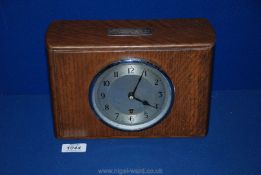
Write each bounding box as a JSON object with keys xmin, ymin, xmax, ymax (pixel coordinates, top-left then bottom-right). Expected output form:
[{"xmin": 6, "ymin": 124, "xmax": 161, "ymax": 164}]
[
  {"xmin": 158, "ymin": 91, "xmax": 164, "ymax": 98},
  {"xmin": 103, "ymin": 80, "xmax": 110, "ymax": 86},
  {"xmin": 154, "ymin": 79, "xmax": 159, "ymax": 85},
  {"xmin": 128, "ymin": 66, "xmax": 135, "ymax": 74},
  {"xmin": 144, "ymin": 70, "xmax": 147, "ymax": 76},
  {"xmin": 155, "ymin": 104, "xmax": 159, "ymax": 109},
  {"xmin": 144, "ymin": 111, "xmax": 149, "ymax": 118},
  {"xmin": 105, "ymin": 104, "xmax": 109, "ymax": 110},
  {"xmin": 129, "ymin": 116, "xmax": 134, "ymax": 123},
  {"xmin": 114, "ymin": 113, "xmax": 119, "ymax": 120},
  {"xmin": 114, "ymin": 72, "xmax": 118, "ymax": 77},
  {"xmin": 100, "ymin": 92, "xmax": 106, "ymax": 99}
]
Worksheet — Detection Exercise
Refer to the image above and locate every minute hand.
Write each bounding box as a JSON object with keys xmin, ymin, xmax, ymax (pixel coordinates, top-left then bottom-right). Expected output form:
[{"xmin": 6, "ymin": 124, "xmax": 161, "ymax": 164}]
[{"xmin": 132, "ymin": 70, "xmax": 145, "ymax": 95}]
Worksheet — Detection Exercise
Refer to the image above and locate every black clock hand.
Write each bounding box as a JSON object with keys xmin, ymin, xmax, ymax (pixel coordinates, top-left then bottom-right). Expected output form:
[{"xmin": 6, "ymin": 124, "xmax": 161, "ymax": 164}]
[
  {"xmin": 133, "ymin": 96, "xmax": 157, "ymax": 109},
  {"xmin": 131, "ymin": 70, "xmax": 145, "ymax": 96}
]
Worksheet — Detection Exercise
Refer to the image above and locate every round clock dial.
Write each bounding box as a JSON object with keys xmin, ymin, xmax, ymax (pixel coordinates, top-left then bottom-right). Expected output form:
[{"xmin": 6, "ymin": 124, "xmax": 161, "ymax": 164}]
[{"xmin": 89, "ymin": 59, "xmax": 174, "ymax": 131}]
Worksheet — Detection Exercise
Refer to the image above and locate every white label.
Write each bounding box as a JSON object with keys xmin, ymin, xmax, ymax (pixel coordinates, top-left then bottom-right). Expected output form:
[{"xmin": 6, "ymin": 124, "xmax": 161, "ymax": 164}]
[{"xmin": 61, "ymin": 143, "xmax": 87, "ymax": 153}]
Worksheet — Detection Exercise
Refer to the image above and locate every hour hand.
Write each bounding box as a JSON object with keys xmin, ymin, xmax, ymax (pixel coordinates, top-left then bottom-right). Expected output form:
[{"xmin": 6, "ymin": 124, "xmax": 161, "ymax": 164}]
[{"xmin": 133, "ymin": 96, "xmax": 157, "ymax": 109}]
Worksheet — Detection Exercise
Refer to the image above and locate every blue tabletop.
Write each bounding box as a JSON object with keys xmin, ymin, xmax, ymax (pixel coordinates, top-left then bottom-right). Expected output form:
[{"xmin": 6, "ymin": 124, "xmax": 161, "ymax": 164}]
[{"xmin": 0, "ymin": 91, "xmax": 260, "ymax": 175}]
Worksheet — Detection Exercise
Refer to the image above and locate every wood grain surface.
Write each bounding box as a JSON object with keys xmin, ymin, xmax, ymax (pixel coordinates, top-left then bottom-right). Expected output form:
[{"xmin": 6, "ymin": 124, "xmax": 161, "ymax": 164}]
[{"xmin": 46, "ymin": 19, "xmax": 215, "ymax": 138}]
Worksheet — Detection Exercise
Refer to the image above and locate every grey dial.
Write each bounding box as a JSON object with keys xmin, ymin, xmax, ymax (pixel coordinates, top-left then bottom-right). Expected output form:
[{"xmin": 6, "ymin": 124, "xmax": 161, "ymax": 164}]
[{"xmin": 89, "ymin": 59, "xmax": 174, "ymax": 131}]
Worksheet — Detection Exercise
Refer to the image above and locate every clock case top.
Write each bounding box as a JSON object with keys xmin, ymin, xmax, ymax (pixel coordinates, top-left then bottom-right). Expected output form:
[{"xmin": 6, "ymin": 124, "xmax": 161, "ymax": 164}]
[
  {"xmin": 46, "ymin": 19, "xmax": 215, "ymax": 51},
  {"xmin": 46, "ymin": 19, "xmax": 215, "ymax": 139}
]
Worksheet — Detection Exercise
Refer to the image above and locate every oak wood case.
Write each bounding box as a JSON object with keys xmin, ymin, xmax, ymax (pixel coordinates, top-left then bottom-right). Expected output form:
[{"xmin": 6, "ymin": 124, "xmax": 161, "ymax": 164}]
[{"xmin": 46, "ymin": 19, "xmax": 215, "ymax": 139}]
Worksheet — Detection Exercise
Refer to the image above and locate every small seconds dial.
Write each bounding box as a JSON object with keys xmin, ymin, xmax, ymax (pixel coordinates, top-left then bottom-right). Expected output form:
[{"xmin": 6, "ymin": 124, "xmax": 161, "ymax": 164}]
[{"xmin": 89, "ymin": 59, "xmax": 174, "ymax": 131}]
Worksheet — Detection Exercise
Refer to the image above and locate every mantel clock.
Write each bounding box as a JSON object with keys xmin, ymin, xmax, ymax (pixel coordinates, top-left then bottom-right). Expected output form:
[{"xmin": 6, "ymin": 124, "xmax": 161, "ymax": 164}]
[{"xmin": 46, "ymin": 19, "xmax": 215, "ymax": 138}]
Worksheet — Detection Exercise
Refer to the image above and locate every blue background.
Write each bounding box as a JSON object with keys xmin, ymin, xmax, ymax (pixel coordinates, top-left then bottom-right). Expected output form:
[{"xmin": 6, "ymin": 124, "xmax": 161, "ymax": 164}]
[
  {"xmin": 0, "ymin": 0, "xmax": 261, "ymax": 94},
  {"xmin": 0, "ymin": 1, "xmax": 261, "ymax": 175}
]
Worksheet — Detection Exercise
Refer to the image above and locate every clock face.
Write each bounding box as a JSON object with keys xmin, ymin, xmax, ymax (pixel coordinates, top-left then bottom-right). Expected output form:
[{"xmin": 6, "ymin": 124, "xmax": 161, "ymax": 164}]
[{"xmin": 89, "ymin": 59, "xmax": 174, "ymax": 131}]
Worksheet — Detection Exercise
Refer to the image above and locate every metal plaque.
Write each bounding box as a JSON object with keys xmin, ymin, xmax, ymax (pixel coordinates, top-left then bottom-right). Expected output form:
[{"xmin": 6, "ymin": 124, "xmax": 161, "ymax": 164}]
[{"xmin": 107, "ymin": 28, "xmax": 152, "ymax": 36}]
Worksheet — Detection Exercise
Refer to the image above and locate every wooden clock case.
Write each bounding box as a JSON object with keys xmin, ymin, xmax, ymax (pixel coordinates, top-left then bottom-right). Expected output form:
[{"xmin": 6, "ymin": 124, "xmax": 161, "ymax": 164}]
[{"xmin": 46, "ymin": 19, "xmax": 215, "ymax": 139}]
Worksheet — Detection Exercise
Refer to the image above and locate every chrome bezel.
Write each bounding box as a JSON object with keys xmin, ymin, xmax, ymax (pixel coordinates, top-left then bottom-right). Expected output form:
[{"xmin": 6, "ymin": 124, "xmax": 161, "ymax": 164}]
[{"xmin": 89, "ymin": 58, "xmax": 175, "ymax": 131}]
